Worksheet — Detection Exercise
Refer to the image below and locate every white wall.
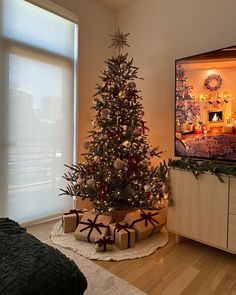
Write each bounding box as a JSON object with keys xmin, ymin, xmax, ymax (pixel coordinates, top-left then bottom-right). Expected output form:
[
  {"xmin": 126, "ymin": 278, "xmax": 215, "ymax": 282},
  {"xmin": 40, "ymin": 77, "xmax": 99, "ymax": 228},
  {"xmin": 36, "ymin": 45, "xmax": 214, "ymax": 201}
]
[
  {"xmin": 117, "ymin": 0, "xmax": 236, "ymax": 160},
  {"xmin": 51, "ymin": 0, "xmax": 115, "ymax": 156}
]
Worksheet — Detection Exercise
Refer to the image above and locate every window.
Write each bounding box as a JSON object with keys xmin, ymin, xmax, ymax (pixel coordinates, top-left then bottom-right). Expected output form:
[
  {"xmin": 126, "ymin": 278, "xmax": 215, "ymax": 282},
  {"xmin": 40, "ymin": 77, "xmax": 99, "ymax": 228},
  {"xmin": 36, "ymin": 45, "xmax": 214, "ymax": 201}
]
[{"xmin": 0, "ymin": 0, "xmax": 78, "ymax": 223}]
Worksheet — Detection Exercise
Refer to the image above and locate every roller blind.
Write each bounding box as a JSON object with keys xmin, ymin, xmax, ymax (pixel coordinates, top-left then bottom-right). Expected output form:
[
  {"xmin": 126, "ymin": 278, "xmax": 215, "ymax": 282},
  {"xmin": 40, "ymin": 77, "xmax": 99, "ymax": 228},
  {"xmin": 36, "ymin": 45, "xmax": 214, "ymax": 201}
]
[{"xmin": 0, "ymin": 0, "xmax": 78, "ymax": 223}]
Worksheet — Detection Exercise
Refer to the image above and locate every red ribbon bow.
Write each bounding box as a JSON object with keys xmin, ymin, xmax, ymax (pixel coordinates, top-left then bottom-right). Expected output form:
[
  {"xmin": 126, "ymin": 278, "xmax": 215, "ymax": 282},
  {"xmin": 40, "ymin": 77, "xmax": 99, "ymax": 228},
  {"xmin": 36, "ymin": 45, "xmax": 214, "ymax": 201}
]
[
  {"xmin": 130, "ymin": 209, "xmax": 160, "ymax": 237},
  {"xmin": 79, "ymin": 215, "xmax": 109, "ymax": 242},
  {"xmin": 63, "ymin": 209, "xmax": 84, "ymax": 227},
  {"xmin": 95, "ymin": 236, "xmax": 113, "ymax": 251},
  {"xmin": 114, "ymin": 222, "xmax": 132, "ymax": 248}
]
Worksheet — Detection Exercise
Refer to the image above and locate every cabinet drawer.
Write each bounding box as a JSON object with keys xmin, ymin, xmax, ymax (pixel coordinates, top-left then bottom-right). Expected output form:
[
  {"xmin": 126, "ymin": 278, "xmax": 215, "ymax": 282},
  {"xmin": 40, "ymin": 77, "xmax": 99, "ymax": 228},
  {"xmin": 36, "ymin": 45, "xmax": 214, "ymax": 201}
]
[
  {"xmin": 229, "ymin": 177, "xmax": 236, "ymax": 214},
  {"xmin": 228, "ymin": 214, "xmax": 236, "ymax": 252}
]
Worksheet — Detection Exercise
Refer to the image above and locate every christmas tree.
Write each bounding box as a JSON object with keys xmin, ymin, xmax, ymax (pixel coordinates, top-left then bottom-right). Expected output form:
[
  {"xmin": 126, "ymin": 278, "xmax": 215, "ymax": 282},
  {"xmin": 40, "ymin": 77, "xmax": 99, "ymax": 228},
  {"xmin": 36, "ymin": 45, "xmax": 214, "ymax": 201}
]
[
  {"xmin": 176, "ymin": 64, "xmax": 200, "ymax": 124},
  {"xmin": 60, "ymin": 30, "xmax": 168, "ymax": 213}
]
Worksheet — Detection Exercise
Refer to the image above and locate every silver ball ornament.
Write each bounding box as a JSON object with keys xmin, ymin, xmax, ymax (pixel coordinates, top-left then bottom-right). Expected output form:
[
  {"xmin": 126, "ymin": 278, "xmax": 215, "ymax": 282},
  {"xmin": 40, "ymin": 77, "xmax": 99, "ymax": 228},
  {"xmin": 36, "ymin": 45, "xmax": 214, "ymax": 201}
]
[
  {"xmin": 87, "ymin": 178, "xmax": 95, "ymax": 188},
  {"xmin": 144, "ymin": 183, "xmax": 152, "ymax": 192},
  {"xmin": 101, "ymin": 108, "xmax": 110, "ymax": 119},
  {"xmin": 77, "ymin": 177, "xmax": 84, "ymax": 185},
  {"xmin": 94, "ymin": 156, "xmax": 100, "ymax": 163},
  {"xmin": 83, "ymin": 141, "xmax": 90, "ymax": 149}
]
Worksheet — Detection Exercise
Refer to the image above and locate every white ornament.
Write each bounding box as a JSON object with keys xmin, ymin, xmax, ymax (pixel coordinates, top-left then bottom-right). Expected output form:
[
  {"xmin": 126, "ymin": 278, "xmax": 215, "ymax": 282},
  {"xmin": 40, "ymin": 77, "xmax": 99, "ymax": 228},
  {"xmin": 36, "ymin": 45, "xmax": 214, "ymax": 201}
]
[
  {"xmin": 83, "ymin": 141, "xmax": 90, "ymax": 149},
  {"xmin": 101, "ymin": 108, "xmax": 110, "ymax": 119},
  {"xmin": 93, "ymin": 98, "xmax": 98, "ymax": 105},
  {"xmin": 77, "ymin": 177, "xmax": 84, "ymax": 185},
  {"xmin": 94, "ymin": 156, "xmax": 100, "ymax": 163},
  {"xmin": 87, "ymin": 178, "xmax": 95, "ymax": 188},
  {"xmin": 162, "ymin": 183, "xmax": 168, "ymax": 193},
  {"xmin": 144, "ymin": 183, "xmax": 152, "ymax": 192},
  {"xmin": 113, "ymin": 159, "xmax": 124, "ymax": 170}
]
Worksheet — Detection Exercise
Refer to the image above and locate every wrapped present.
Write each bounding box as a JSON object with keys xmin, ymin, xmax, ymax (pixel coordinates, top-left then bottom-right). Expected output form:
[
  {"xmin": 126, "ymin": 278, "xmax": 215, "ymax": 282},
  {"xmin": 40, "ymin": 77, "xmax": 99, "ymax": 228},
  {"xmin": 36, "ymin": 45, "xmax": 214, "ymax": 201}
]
[
  {"xmin": 124, "ymin": 209, "xmax": 166, "ymax": 241},
  {"xmin": 109, "ymin": 222, "xmax": 135, "ymax": 250},
  {"xmin": 95, "ymin": 236, "xmax": 114, "ymax": 252},
  {"xmin": 62, "ymin": 208, "xmax": 88, "ymax": 233},
  {"xmin": 74, "ymin": 212, "xmax": 111, "ymax": 243}
]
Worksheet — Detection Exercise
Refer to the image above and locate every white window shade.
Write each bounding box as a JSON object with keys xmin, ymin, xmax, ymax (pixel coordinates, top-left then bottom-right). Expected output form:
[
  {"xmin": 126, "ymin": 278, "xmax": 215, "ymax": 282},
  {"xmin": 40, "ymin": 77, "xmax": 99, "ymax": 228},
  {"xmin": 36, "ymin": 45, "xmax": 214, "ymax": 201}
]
[
  {"xmin": 3, "ymin": 0, "xmax": 75, "ymax": 58},
  {"xmin": 0, "ymin": 0, "xmax": 78, "ymax": 223}
]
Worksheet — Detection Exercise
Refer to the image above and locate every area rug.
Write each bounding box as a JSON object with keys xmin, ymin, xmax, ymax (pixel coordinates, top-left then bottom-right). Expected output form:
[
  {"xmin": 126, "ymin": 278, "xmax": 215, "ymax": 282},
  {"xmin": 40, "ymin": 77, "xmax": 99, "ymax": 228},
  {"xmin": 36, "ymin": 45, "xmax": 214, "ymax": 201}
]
[
  {"xmin": 50, "ymin": 221, "xmax": 168, "ymax": 261},
  {"xmin": 46, "ymin": 240, "xmax": 147, "ymax": 295}
]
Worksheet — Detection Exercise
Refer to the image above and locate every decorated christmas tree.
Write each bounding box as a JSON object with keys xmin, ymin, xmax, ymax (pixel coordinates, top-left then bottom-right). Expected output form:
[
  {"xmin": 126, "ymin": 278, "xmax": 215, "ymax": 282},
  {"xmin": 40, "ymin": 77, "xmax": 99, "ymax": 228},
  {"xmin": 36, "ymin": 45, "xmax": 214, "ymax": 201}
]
[
  {"xmin": 60, "ymin": 30, "xmax": 168, "ymax": 213},
  {"xmin": 176, "ymin": 64, "xmax": 200, "ymax": 123}
]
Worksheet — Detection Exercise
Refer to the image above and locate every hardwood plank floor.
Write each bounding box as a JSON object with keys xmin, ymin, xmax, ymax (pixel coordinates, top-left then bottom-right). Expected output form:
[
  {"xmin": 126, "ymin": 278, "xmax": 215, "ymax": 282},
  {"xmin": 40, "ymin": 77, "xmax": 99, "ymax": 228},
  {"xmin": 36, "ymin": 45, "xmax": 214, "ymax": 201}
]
[{"xmin": 27, "ymin": 221, "xmax": 236, "ymax": 295}]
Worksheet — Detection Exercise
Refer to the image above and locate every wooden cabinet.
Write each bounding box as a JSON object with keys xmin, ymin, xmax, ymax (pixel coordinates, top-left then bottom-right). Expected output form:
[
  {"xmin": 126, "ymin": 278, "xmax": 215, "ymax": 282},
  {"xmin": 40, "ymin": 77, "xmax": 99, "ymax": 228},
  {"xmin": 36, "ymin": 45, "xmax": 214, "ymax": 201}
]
[{"xmin": 167, "ymin": 169, "xmax": 235, "ymax": 254}]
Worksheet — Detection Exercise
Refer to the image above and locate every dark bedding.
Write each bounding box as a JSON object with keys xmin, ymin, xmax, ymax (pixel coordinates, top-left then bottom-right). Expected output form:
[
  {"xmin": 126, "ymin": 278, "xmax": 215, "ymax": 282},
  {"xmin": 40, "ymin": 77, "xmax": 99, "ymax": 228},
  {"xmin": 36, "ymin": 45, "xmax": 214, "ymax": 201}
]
[{"xmin": 0, "ymin": 218, "xmax": 87, "ymax": 295}]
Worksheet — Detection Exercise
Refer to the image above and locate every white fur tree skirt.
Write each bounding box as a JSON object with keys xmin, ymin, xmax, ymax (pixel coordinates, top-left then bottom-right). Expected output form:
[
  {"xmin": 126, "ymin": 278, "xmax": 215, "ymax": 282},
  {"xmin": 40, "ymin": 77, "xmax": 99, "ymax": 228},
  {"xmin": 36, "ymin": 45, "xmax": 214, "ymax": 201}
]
[{"xmin": 50, "ymin": 222, "xmax": 168, "ymax": 261}]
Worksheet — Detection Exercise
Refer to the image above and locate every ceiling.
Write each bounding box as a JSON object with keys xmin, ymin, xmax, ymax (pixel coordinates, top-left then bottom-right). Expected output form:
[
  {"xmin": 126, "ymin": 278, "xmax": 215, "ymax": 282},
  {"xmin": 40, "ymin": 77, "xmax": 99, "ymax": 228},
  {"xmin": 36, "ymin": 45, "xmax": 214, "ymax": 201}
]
[{"xmin": 98, "ymin": 0, "xmax": 138, "ymax": 11}]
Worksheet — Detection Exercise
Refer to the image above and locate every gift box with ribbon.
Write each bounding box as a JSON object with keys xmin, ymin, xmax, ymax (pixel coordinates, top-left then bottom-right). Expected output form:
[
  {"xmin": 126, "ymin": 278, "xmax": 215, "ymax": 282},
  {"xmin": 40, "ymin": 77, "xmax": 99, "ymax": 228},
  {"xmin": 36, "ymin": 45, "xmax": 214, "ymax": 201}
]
[
  {"xmin": 62, "ymin": 208, "xmax": 88, "ymax": 233},
  {"xmin": 74, "ymin": 212, "xmax": 111, "ymax": 243},
  {"xmin": 95, "ymin": 236, "xmax": 114, "ymax": 252},
  {"xmin": 109, "ymin": 222, "xmax": 135, "ymax": 250},
  {"xmin": 124, "ymin": 209, "xmax": 166, "ymax": 241}
]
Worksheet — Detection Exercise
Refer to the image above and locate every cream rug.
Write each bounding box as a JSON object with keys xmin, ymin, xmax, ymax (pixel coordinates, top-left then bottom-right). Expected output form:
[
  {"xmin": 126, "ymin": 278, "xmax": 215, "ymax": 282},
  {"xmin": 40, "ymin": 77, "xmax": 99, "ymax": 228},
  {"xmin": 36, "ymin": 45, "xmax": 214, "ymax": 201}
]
[
  {"xmin": 46, "ymin": 240, "xmax": 147, "ymax": 295},
  {"xmin": 50, "ymin": 221, "xmax": 168, "ymax": 261}
]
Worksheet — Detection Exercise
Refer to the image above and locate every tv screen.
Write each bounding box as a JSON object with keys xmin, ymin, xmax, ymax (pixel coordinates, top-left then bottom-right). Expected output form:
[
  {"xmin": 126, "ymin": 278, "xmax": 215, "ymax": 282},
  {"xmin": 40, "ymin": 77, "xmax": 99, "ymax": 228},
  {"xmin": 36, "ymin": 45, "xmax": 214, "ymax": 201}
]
[{"xmin": 175, "ymin": 45, "xmax": 236, "ymax": 161}]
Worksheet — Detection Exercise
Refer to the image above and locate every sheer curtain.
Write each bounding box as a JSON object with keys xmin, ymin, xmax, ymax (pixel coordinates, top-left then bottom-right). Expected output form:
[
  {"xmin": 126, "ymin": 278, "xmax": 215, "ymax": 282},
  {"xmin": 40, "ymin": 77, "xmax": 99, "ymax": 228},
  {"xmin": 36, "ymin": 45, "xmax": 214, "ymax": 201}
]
[{"xmin": 0, "ymin": 0, "xmax": 78, "ymax": 223}]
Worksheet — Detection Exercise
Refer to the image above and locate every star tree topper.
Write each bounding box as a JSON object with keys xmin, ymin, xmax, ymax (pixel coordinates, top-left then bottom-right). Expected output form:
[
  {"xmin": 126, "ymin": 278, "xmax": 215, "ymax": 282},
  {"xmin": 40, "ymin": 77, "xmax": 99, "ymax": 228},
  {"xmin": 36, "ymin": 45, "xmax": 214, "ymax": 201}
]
[{"xmin": 109, "ymin": 28, "xmax": 130, "ymax": 54}]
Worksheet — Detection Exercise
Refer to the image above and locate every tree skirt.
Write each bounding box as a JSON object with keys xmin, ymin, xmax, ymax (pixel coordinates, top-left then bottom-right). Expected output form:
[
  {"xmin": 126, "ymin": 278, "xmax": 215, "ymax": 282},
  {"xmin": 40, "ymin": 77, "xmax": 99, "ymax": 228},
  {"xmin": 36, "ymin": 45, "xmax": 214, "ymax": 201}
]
[{"xmin": 50, "ymin": 222, "xmax": 168, "ymax": 261}]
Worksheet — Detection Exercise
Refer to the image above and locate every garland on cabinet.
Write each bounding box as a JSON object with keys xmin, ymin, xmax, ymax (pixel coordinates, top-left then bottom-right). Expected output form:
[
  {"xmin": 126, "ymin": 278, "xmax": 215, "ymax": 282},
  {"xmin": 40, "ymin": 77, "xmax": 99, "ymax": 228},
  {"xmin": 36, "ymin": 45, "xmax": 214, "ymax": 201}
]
[{"xmin": 169, "ymin": 158, "xmax": 236, "ymax": 183}]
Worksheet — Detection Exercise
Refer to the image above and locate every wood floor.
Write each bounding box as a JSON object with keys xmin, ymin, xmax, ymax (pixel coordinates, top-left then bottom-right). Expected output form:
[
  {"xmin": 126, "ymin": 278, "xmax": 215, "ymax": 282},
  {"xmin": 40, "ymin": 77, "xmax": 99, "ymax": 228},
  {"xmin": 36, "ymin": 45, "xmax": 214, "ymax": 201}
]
[{"xmin": 27, "ymin": 220, "xmax": 236, "ymax": 295}]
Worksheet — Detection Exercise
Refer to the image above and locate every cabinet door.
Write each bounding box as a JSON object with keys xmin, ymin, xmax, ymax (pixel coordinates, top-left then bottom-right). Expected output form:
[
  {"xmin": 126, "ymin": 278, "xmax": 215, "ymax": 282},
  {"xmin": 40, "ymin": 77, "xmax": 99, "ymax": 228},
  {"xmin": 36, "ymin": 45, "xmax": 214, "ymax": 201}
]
[
  {"xmin": 167, "ymin": 169, "xmax": 228, "ymax": 249},
  {"xmin": 229, "ymin": 177, "xmax": 236, "ymax": 214},
  {"xmin": 228, "ymin": 214, "xmax": 236, "ymax": 252}
]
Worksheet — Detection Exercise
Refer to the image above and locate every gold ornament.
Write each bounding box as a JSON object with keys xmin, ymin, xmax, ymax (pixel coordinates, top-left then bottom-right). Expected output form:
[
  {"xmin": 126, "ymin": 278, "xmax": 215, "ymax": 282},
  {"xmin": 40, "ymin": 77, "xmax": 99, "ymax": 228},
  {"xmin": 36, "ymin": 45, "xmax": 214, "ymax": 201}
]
[
  {"xmin": 94, "ymin": 156, "xmax": 100, "ymax": 163},
  {"xmin": 122, "ymin": 140, "xmax": 131, "ymax": 148},
  {"xmin": 92, "ymin": 120, "xmax": 96, "ymax": 126},
  {"xmin": 113, "ymin": 159, "xmax": 124, "ymax": 170},
  {"xmin": 93, "ymin": 98, "xmax": 99, "ymax": 105},
  {"xmin": 118, "ymin": 90, "xmax": 126, "ymax": 100},
  {"xmin": 128, "ymin": 81, "xmax": 136, "ymax": 89}
]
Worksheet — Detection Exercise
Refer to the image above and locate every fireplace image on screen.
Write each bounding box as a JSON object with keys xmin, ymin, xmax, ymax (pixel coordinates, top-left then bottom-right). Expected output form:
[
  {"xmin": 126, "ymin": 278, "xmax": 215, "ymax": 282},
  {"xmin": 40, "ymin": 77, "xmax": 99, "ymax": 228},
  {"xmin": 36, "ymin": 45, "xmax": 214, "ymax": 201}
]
[
  {"xmin": 208, "ymin": 111, "xmax": 223, "ymax": 122},
  {"xmin": 175, "ymin": 45, "xmax": 236, "ymax": 161}
]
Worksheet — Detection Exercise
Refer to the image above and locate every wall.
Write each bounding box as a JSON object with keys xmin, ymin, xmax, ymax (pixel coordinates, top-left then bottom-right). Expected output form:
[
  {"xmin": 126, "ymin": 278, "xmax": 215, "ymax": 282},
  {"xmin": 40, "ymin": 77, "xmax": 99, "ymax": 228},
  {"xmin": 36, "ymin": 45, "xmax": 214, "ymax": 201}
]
[
  {"xmin": 51, "ymin": 0, "xmax": 115, "ymax": 156},
  {"xmin": 117, "ymin": 0, "xmax": 236, "ymax": 160},
  {"xmin": 51, "ymin": 0, "xmax": 115, "ymax": 208}
]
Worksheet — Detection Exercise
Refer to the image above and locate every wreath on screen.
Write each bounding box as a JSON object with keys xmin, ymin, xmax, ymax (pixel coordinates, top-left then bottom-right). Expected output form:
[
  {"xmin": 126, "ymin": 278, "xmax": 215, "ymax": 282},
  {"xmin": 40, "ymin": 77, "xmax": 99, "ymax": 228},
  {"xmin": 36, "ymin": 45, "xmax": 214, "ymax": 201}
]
[{"xmin": 204, "ymin": 73, "xmax": 222, "ymax": 91}]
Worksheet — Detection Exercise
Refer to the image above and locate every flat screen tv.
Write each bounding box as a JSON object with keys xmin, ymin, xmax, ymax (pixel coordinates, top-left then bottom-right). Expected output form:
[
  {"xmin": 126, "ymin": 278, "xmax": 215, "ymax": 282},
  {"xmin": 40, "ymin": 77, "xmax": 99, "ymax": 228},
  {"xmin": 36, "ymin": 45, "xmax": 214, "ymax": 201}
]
[{"xmin": 175, "ymin": 45, "xmax": 236, "ymax": 161}]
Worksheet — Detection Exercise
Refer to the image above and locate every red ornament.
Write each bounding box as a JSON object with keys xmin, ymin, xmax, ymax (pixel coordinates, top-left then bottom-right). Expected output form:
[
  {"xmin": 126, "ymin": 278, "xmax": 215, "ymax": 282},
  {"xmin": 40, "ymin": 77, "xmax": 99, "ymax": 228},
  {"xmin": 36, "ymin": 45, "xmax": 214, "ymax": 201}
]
[{"xmin": 99, "ymin": 184, "xmax": 106, "ymax": 200}]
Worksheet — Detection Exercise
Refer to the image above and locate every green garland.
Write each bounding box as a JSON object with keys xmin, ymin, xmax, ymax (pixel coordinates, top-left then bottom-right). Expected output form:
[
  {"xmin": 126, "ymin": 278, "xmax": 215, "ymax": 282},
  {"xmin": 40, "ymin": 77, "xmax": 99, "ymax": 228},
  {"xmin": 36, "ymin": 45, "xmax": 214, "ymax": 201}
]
[{"xmin": 168, "ymin": 158, "xmax": 236, "ymax": 183}]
